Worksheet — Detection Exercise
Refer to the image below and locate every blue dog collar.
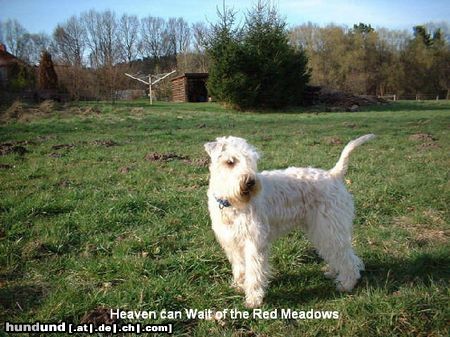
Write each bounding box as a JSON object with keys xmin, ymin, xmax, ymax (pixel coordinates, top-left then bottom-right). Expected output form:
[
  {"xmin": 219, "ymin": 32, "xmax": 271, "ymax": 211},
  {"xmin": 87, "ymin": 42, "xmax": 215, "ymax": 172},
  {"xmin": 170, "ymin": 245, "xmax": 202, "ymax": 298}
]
[{"xmin": 215, "ymin": 197, "xmax": 231, "ymax": 209}]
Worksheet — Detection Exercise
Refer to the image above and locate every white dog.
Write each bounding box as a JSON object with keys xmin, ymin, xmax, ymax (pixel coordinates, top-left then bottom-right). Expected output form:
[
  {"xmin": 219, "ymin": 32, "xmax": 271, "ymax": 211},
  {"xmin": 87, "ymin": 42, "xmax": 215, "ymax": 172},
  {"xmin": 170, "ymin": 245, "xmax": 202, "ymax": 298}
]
[{"xmin": 204, "ymin": 134, "xmax": 375, "ymax": 308}]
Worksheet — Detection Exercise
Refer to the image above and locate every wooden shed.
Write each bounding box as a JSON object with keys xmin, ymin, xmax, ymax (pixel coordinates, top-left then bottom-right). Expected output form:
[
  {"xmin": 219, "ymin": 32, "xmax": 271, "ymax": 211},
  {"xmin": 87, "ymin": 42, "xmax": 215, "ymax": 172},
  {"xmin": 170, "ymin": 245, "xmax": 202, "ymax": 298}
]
[{"xmin": 171, "ymin": 73, "xmax": 208, "ymax": 102}]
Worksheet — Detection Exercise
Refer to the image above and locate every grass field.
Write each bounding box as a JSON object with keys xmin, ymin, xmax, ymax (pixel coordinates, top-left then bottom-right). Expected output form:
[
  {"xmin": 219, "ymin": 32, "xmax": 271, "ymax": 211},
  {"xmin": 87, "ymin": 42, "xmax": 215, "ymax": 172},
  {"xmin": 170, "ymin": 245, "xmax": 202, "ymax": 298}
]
[{"xmin": 0, "ymin": 100, "xmax": 449, "ymax": 336}]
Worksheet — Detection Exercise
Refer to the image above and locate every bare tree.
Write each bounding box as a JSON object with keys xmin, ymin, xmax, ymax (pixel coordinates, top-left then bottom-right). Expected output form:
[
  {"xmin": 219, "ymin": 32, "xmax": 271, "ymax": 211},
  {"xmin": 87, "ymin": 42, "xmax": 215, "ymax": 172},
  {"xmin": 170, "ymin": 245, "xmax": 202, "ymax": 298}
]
[
  {"xmin": 141, "ymin": 16, "xmax": 167, "ymax": 59},
  {"xmin": 166, "ymin": 17, "xmax": 191, "ymax": 55},
  {"xmin": 82, "ymin": 10, "xmax": 101, "ymax": 67},
  {"xmin": 175, "ymin": 18, "xmax": 191, "ymax": 54},
  {"xmin": 53, "ymin": 15, "xmax": 86, "ymax": 66},
  {"xmin": 3, "ymin": 19, "xmax": 29, "ymax": 60},
  {"xmin": 82, "ymin": 10, "xmax": 120, "ymax": 67},
  {"xmin": 99, "ymin": 10, "xmax": 120, "ymax": 66},
  {"xmin": 28, "ymin": 33, "xmax": 51, "ymax": 65},
  {"xmin": 117, "ymin": 14, "xmax": 140, "ymax": 64},
  {"xmin": 192, "ymin": 22, "xmax": 208, "ymax": 52}
]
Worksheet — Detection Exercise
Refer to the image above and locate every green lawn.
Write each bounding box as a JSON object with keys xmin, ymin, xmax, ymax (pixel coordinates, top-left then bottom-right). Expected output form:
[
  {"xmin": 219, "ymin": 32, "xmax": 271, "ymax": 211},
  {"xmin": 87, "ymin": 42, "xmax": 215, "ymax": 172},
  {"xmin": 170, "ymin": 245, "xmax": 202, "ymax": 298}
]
[{"xmin": 0, "ymin": 100, "xmax": 449, "ymax": 336}]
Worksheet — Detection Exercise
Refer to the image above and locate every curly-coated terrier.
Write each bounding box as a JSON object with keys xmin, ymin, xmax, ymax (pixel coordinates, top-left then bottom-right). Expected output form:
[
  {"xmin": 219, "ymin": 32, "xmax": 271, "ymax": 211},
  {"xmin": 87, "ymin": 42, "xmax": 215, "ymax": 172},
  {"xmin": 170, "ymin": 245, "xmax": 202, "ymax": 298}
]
[{"xmin": 204, "ymin": 134, "xmax": 375, "ymax": 307}]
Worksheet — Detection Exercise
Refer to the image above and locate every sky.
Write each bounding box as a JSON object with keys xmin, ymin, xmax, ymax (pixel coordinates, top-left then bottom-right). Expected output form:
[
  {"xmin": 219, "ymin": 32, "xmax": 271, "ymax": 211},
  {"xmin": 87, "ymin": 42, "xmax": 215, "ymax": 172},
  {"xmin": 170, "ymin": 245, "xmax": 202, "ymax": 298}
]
[{"xmin": 1, "ymin": 0, "xmax": 449, "ymax": 35}]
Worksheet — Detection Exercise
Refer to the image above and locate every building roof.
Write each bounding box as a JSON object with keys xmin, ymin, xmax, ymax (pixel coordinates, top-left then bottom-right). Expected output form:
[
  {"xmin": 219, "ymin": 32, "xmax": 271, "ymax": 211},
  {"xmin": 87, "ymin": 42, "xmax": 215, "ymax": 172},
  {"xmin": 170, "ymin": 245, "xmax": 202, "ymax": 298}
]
[
  {"xmin": 0, "ymin": 43, "xmax": 24, "ymax": 67},
  {"xmin": 171, "ymin": 72, "xmax": 209, "ymax": 81}
]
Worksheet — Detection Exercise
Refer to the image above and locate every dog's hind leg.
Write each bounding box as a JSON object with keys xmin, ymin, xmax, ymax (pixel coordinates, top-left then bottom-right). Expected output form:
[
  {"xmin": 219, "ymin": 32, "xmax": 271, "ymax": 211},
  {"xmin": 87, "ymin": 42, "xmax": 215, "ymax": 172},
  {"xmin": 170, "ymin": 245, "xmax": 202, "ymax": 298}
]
[{"xmin": 306, "ymin": 208, "xmax": 364, "ymax": 292}]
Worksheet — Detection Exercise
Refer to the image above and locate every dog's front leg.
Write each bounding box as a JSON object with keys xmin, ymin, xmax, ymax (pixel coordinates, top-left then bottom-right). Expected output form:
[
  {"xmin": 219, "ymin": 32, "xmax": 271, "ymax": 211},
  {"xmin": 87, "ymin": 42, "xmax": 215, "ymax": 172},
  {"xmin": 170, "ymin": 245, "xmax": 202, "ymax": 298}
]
[
  {"xmin": 243, "ymin": 239, "xmax": 269, "ymax": 308},
  {"xmin": 222, "ymin": 243, "xmax": 246, "ymax": 292}
]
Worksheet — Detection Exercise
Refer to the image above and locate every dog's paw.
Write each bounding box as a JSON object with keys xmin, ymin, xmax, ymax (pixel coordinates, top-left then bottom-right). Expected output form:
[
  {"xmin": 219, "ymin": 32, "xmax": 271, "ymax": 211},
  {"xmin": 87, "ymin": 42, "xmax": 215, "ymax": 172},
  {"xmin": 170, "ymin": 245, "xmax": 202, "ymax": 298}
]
[
  {"xmin": 322, "ymin": 266, "xmax": 337, "ymax": 280},
  {"xmin": 335, "ymin": 278, "xmax": 358, "ymax": 292},
  {"xmin": 231, "ymin": 281, "xmax": 245, "ymax": 293},
  {"xmin": 244, "ymin": 295, "xmax": 263, "ymax": 308}
]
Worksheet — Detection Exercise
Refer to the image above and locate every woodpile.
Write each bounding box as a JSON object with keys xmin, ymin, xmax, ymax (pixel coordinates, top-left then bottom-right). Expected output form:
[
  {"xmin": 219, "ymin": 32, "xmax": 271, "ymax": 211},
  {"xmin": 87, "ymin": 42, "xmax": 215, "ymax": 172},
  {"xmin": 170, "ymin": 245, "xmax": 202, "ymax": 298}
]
[{"xmin": 304, "ymin": 86, "xmax": 387, "ymax": 111}]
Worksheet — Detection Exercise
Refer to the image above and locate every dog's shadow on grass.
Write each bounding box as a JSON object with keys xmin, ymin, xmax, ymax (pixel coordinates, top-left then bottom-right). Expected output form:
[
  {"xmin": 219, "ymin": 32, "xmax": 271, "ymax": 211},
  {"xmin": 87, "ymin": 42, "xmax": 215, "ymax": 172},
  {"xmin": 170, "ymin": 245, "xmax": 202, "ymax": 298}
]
[
  {"xmin": 361, "ymin": 250, "xmax": 449, "ymax": 291},
  {"xmin": 266, "ymin": 250, "xmax": 449, "ymax": 307}
]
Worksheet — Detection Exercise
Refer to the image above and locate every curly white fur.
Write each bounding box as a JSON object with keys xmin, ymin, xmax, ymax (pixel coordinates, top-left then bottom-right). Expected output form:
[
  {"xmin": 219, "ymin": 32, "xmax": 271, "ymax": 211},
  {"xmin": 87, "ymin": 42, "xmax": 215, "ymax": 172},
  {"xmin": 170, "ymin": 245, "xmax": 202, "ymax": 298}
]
[{"xmin": 204, "ymin": 134, "xmax": 375, "ymax": 308}]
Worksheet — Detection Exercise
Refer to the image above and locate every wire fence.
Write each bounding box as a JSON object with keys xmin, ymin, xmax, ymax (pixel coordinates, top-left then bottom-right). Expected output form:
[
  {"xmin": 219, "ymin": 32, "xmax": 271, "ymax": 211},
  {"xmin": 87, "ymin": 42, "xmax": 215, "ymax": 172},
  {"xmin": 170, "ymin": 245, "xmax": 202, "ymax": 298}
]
[{"xmin": 379, "ymin": 93, "xmax": 449, "ymax": 101}]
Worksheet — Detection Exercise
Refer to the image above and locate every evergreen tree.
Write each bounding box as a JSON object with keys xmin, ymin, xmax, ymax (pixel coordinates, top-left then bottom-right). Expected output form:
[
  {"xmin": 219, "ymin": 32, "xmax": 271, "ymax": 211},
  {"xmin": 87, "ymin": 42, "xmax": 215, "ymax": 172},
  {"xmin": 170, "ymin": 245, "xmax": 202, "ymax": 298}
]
[
  {"xmin": 352, "ymin": 23, "xmax": 374, "ymax": 34},
  {"xmin": 207, "ymin": 1, "xmax": 310, "ymax": 109},
  {"xmin": 413, "ymin": 26, "xmax": 432, "ymax": 47},
  {"xmin": 39, "ymin": 51, "xmax": 58, "ymax": 90}
]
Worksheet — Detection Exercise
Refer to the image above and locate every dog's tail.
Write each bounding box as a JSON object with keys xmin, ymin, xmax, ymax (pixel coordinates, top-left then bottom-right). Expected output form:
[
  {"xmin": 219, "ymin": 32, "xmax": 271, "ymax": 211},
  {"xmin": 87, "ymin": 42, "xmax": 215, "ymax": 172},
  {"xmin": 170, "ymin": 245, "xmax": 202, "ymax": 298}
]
[{"xmin": 329, "ymin": 134, "xmax": 376, "ymax": 179}]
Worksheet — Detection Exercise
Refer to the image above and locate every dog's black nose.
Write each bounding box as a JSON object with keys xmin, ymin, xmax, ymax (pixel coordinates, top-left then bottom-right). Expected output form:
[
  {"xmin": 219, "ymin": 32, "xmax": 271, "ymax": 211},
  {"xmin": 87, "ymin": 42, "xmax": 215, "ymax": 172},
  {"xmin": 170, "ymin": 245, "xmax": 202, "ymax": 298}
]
[
  {"xmin": 241, "ymin": 176, "xmax": 256, "ymax": 195},
  {"xmin": 246, "ymin": 178, "xmax": 255, "ymax": 188}
]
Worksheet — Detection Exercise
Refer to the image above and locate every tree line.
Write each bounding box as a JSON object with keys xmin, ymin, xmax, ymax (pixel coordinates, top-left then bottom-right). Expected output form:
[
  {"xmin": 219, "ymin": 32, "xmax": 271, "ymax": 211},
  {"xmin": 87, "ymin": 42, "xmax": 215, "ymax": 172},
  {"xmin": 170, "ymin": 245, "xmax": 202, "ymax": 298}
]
[
  {"xmin": 290, "ymin": 22, "xmax": 450, "ymax": 98},
  {"xmin": 1, "ymin": 8, "xmax": 449, "ymax": 101}
]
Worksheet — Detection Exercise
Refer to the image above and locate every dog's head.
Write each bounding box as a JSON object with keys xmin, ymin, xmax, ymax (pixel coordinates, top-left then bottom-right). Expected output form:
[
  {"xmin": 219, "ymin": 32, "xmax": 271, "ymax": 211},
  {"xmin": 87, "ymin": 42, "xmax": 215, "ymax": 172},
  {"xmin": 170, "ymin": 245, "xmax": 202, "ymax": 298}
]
[{"xmin": 204, "ymin": 136, "xmax": 261, "ymax": 207}]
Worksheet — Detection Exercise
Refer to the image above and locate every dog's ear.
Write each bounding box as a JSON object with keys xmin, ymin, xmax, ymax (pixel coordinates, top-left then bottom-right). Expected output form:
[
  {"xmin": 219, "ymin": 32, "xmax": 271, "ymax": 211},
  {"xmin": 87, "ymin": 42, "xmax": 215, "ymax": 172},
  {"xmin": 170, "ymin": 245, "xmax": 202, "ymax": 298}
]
[{"xmin": 204, "ymin": 141, "xmax": 222, "ymax": 157}]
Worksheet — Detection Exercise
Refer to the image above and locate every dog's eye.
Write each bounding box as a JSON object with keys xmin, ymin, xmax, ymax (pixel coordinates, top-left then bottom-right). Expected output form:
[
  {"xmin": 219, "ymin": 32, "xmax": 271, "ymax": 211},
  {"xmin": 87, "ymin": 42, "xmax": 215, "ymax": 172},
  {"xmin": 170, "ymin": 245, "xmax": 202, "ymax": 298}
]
[{"xmin": 225, "ymin": 158, "xmax": 236, "ymax": 166}]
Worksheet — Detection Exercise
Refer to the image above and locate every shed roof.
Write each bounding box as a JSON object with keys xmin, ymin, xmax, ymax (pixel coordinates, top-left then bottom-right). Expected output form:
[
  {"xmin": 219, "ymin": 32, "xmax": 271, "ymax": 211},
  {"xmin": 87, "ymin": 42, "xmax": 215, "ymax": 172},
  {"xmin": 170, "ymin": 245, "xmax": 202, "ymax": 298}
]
[{"xmin": 171, "ymin": 72, "xmax": 208, "ymax": 81}]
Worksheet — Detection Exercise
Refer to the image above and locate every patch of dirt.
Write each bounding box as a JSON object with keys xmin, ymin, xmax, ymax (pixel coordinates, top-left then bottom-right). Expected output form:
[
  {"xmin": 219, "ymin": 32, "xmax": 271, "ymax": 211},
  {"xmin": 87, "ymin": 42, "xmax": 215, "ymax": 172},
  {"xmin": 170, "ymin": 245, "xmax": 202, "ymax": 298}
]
[
  {"xmin": 0, "ymin": 143, "xmax": 28, "ymax": 156},
  {"xmin": 144, "ymin": 152, "xmax": 209, "ymax": 167},
  {"xmin": 183, "ymin": 158, "xmax": 209, "ymax": 167},
  {"xmin": 35, "ymin": 135, "xmax": 56, "ymax": 142},
  {"xmin": 80, "ymin": 307, "xmax": 118, "ymax": 326},
  {"xmin": 393, "ymin": 215, "xmax": 449, "ymax": 246},
  {"xmin": 261, "ymin": 135, "xmax": 273, "ymax": 142},
  {"xmin": 91, "ymin": 139, "xmax": 118, "ymax": 147},
  {"xmin": 21, "ymin": 240, "xmax": 53, "ymax": 259},
  {"xmin": 323, "ymin": 136, "xmax": 343, "ymax": 145},
  {"xmin": 145, "ymin": 152, "xmax": 189, "ymax": 162},
  {"xmin": 408, "ymin": 133, "xmax": 436, "ymax": 142},
  {"xmin": 415, "ymin": 230, "xmax": 448, "ymax": 247},
  {"xmin": 342, "ymin": 122, "xmax": 357, "ymax": 129},
  {"xmin": 51, "ymin": 143, "xmax": 76, "ymax": 150},
  {"xmin": 48, "ymin": 152, "xmax": 64, "ymax": 158},
  {"xmin": 408, "ymin": 133, "xmax": 440, "ymax": 150},
  {"xmin": 417, "ymin": 142, "xmax": 440, "ymax": 149},
  {"xmin": 58, "ymin": 179, "xmax": 72, "ymax": 187},
  {"xmin": 0, "ymin": 140, "xmax": 36, "ymax": 156},
  {"xmin": 131, "ymin": 107, "xmax": 144, "ymax": 114},
  {"xmin": 118, "ymin": 166, "xmax": 130, "ymax": 174}
]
